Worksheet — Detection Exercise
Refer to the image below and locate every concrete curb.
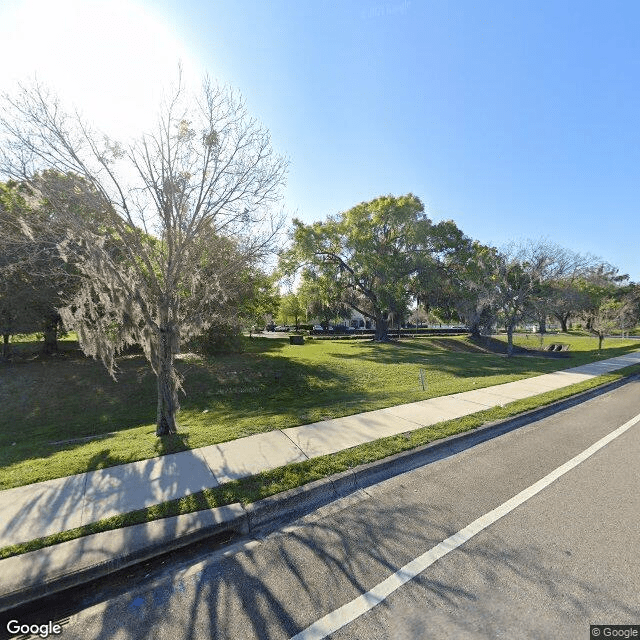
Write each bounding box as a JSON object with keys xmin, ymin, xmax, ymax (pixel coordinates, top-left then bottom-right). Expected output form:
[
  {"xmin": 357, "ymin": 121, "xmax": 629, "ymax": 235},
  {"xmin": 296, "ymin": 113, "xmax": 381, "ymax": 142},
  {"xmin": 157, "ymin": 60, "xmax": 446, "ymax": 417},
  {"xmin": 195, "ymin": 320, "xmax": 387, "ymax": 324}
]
[
  {"xmin": 245, "ymin": 475, "xmax": 344, "ymax": 532},
  {"xmin": 1, "ymin": 372, "xmax": 637, "ymax": 613},
  {"xmin": 0, "ymin": 504, "xmax": 247, "ymax": 613}
]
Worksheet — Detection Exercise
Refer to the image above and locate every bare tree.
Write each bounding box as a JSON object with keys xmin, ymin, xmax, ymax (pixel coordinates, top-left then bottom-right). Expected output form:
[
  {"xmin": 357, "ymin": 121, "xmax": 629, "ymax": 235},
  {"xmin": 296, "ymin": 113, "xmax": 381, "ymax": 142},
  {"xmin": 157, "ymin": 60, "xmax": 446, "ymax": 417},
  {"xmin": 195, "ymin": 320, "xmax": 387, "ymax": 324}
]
[
  {"xmin": 0, "ymin": 75, "xmax": 288, "ymax": 435},
  {"xmin": 590, "ymin": 298, "xmax": 623, "ymax": 350},
  {"xmin": 521, "ymin": 240, "xmax": 613, "ymax": 333},
  {"xmin": 491, "ymin": 240, "xmax": 616, "ymax": 354},
  {"xmin": 492, "ymin": 251, "xmax": 537, "ymax": 356}
]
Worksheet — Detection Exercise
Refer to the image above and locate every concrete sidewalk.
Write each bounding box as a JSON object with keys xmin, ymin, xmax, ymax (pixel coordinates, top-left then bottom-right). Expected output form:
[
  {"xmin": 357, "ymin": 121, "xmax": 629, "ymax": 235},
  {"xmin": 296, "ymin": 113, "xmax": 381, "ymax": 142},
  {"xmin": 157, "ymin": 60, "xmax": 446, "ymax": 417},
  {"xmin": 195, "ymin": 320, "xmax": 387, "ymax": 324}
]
[{"xmin": 2, "ymin": 352, "xmax": 640, "ymax": 550}]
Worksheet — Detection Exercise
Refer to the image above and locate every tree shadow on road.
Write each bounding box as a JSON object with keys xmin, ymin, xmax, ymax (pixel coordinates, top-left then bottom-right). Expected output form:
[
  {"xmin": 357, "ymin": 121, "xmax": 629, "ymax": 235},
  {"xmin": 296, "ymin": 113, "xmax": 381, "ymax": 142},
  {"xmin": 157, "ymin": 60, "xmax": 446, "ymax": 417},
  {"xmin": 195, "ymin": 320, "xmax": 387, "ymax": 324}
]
[{"xmin": 5, "ymin": 484, "xmax": 636, "ymax": 640}]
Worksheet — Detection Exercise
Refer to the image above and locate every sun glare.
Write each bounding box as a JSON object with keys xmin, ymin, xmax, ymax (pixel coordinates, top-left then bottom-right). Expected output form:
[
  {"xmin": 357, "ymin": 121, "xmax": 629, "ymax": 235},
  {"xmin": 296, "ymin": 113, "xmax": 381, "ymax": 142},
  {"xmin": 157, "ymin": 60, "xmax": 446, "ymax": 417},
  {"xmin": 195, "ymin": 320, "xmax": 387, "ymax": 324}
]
[{"xmin": 0, "ymin": 0, "xmax": 202, "ymax": 141}]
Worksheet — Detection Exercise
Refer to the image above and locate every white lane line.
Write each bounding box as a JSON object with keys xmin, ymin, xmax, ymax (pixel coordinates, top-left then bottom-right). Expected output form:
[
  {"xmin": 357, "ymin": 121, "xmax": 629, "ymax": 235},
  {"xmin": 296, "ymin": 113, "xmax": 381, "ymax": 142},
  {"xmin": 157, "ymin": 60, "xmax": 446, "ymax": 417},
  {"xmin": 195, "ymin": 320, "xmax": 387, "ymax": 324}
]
[{"xmin": 291, "ymin": 411, "xmax": 640, "ymax": 640}]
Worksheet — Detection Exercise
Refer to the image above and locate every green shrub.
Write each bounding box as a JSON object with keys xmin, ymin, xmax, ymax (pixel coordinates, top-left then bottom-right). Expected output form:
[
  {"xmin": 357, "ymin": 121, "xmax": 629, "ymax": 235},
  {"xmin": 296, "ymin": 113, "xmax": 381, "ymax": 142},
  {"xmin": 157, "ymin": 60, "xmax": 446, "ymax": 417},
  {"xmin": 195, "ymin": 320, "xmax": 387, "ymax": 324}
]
[{"xmin": 187, "ymin": 320, "xmax": 245, "ymax": 355}]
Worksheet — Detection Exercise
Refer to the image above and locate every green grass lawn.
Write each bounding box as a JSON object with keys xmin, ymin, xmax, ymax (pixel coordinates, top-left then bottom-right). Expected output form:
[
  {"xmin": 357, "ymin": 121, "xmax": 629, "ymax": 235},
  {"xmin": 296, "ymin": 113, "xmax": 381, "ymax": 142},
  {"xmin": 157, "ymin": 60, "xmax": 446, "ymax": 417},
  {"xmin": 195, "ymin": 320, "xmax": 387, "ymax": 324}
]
[
  {"xmin": 1, "ymin": 332, "xmax": 639, "ymax": 490},
  {"xmin": 496, "ymin": 330, "xmax": 637, "ymax": 352}
]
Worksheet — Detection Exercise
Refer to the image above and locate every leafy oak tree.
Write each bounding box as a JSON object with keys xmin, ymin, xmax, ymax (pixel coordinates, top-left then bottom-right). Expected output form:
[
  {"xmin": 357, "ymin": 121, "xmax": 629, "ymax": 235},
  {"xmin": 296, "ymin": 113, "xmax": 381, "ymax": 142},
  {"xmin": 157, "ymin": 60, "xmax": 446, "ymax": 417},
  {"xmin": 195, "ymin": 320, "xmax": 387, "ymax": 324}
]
[
  {"xmin": 297, "ymin": 274, "xmax": 350, "ymax": 330},
  {"xmin": 573, "ymin": 264, "xmax": 629, "ymax": 331},
  {"xmin": 0, "ymin": 76, "xmax": 288, "ymax": 435},
  {"xmin": 278, "ymin": 292, "xmax": 304, "ymax": 329},
  {"xmin": 450, "ymin": 243, "xmax": 500, "ymax": 339},
  {"xmin": 281, "ymin": 194, "xmax": 467, "ymax": 341},
  {"xmin": 0, "ymin": 179, "xmax": 75, "ymax": 355},
  {"xmin": 239, "ymin": 269, "xmax": 280, "ymax": 331}
]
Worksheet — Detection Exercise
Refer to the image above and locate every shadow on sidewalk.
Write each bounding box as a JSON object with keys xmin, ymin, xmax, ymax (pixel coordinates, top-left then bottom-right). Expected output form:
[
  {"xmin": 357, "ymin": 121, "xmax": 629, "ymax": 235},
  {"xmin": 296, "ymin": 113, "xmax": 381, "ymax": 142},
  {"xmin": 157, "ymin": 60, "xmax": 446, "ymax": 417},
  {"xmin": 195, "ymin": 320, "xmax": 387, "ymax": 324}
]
[{"xmin": 0, "ymin": 444, "xmax": 246, "ymax": 549}]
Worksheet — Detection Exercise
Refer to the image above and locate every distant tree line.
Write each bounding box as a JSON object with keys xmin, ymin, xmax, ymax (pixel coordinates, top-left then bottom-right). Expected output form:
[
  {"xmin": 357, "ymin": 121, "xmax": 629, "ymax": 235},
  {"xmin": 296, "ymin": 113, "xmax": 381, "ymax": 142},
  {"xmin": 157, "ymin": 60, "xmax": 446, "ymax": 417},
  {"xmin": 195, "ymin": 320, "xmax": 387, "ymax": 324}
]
[{"xmin": 280, "ymin": 194, "xmax": 639, "ymax": 353}]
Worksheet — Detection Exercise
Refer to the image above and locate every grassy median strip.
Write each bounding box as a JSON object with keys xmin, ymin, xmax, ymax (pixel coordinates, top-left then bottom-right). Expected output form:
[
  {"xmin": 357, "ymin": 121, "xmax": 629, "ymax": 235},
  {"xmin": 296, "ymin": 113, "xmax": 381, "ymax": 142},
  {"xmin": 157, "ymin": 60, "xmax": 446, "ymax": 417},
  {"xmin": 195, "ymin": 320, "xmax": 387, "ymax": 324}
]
[{"xmin": 2, "ymin": 362, "xmax": 639, "ymax": 561}]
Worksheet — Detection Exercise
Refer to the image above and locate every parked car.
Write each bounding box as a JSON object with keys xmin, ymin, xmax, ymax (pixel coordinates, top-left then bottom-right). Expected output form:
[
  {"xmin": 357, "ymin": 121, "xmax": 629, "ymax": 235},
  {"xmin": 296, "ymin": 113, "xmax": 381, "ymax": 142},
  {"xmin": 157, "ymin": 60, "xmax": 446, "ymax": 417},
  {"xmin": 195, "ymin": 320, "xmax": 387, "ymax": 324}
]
[{"xmin": 313, "ymin": 325, "xmax": 324, "ymax": 332}]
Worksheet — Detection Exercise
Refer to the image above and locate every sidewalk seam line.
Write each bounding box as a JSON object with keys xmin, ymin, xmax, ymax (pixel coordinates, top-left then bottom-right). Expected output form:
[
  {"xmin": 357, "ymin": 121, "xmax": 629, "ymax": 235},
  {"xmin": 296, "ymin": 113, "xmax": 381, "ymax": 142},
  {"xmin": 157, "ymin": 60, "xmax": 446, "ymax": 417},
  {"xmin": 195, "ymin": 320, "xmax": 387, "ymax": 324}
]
[
  {"xmin": 79, "ymin": 472, "xmax": 89, "ymax": 528},
  {"xmin": 279, "ymin": 429, "xmax": 310, "ymax": 461},
  {"xmin": 196, "ymin": 447, "xmax": 223, "ymax": 490}
]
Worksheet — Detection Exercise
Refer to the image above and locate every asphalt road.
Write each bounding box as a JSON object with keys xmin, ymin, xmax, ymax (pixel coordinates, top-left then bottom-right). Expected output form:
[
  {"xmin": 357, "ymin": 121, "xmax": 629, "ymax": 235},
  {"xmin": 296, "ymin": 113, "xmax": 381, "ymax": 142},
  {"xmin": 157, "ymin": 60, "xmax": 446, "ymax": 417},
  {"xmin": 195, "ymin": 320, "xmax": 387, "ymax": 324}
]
[{"xmin": 4, "ymin": 379, "xmax": 640, "ymax": 640}]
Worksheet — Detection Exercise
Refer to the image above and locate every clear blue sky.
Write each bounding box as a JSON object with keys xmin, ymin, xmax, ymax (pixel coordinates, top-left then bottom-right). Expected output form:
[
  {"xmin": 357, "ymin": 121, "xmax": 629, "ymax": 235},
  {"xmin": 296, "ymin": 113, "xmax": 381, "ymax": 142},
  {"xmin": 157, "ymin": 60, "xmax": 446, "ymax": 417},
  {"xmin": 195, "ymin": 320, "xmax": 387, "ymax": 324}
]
[{"xmin": 2, "ymin": 0, "xmax": 638, "ymax": 280}]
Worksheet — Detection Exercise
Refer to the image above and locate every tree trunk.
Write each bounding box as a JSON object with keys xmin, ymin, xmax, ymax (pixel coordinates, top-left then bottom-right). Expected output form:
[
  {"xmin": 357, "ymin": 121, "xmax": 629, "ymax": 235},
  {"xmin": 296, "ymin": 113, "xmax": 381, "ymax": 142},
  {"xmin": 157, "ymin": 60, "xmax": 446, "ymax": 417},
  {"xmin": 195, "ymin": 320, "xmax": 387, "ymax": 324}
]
[
  {"xmin": 598, "ymin": 333, "xmax": 604, "ymax": 351},
  {"xmin": 2, "ymin": 334, "xmax": 9, "ymax": 359},
  {"xmin": 374, "ymin": 315, "xmax": 389, "ymax": 341},
  {"xmin": 42, "ymin": 314, "xmax": 59, "ymax": 354},
  {"xmin": 554, "ymin": 312, "xmax": 570, "ymax": 333},
  {"xmin": 156, "ymin": 325, "xmax": 180, "ymax": 436},
  {"xmin": 467, "ymin": 310, "xmax": 482, "ymax": 340},
  {"xmin": 538, "ymin": 316, "xmax": 547, "ymax": 334},
  {"xmin": 506, "ymin": 325, "xmax": 514, "ymax": 356}
]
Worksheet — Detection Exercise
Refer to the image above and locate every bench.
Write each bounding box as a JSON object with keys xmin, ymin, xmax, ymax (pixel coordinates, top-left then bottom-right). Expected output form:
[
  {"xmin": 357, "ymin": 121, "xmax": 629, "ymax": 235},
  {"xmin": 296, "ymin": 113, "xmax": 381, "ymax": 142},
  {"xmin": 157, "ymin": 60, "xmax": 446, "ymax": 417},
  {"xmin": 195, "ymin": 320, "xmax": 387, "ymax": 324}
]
[{"xmin": 546, "ymin": 343, "xmax": 570, "ymax": 352}]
